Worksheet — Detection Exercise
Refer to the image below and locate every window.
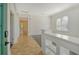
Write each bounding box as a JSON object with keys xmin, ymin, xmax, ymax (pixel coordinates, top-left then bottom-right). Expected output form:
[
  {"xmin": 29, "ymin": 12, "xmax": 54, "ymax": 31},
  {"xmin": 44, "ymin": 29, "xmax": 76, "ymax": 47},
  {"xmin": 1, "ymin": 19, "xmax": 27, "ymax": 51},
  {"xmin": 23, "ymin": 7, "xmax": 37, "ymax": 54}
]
[
  {"xmin": 56, "ymin": 18, "xmax": 62, "ymax": 31},
  {"xmin": 62, "ymin": 16, "xmax": 69, "ymax": 31},
  {"xmin": 56, "ymin": 16, "xmax": 69, "ymax": 31}
]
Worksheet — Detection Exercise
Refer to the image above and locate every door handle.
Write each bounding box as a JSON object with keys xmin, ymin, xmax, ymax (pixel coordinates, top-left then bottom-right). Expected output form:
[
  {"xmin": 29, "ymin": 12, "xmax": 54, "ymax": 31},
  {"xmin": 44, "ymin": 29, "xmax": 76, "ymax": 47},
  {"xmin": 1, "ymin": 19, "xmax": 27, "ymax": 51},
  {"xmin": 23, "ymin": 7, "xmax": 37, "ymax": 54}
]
[
  {"xmin": 5, "ymin": 42, "xmax": 9, "ymax": 46},
  {"xmin": 4, "ymin": 31, "xmax": 8, "ymax": 38}
]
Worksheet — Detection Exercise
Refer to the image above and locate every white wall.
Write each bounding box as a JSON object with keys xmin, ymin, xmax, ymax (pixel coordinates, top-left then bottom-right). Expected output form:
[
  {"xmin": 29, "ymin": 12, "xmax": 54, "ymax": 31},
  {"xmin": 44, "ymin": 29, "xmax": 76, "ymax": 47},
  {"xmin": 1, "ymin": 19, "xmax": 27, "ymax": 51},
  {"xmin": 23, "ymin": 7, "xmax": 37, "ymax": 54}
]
[
  {"xmin": 28, "ymin": 15, "xmax": 50, "ymax": 35},
  {"xmin": 50, "ymin": 5, "xmax": 79, "ymax": 37},
  {"xmin": 10, "ymin": 4, "xmax": 20, "ymax": 43}
]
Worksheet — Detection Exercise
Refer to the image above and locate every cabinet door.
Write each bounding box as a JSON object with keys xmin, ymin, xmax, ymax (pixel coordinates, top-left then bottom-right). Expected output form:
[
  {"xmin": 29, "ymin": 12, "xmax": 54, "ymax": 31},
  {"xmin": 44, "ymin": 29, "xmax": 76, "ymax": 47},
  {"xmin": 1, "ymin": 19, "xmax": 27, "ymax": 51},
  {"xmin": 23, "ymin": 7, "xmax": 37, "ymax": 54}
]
[{"xmin": 0, "ymin": 3, "xmax": 7, "ymax": 55}]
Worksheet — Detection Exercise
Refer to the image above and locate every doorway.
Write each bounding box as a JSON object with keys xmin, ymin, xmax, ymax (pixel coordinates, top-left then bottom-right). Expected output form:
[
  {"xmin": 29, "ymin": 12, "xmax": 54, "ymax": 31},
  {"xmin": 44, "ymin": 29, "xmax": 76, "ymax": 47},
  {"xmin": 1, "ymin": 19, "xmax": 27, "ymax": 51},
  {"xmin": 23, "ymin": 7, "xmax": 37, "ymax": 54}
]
[{"xmin": 20, "ymin": 18, "xmax": 28, "ymax": 36}]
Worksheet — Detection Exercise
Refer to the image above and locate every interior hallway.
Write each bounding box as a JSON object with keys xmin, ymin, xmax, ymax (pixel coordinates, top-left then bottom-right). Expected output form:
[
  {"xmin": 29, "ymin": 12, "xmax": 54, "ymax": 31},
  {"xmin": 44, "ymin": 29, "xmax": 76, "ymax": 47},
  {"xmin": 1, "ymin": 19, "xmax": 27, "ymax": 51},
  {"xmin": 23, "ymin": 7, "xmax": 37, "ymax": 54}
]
[
  {"xmin": 8, "ymin": 3, "xmax": 79, "ymax": 55},
  {"xmin": 11, "ymin": 34, "xmax": 43, "ymax": 55},
  {"xmin": 11, "ymin": 18, "xmax": 43, "ymax": 55}
]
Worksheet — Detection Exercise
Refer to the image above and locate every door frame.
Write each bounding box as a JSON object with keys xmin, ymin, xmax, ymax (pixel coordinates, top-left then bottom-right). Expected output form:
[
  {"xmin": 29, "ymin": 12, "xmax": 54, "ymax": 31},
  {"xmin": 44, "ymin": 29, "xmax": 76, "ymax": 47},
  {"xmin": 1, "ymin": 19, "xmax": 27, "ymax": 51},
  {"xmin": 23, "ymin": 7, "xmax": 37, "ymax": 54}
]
[
  {"xmin": 10, "ymin": 11, "xmax": 14, "ymax": 47},
  {"xmin": 7, "ymin": 3, "xmax": 11, "ymax": 55}
]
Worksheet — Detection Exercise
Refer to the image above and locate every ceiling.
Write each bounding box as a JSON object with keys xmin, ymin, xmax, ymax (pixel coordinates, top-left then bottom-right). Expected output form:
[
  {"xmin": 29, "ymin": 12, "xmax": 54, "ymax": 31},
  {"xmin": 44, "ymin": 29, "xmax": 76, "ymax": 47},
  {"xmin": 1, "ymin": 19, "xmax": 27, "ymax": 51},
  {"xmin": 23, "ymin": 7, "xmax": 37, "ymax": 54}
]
[{"xmin": 15, "ymin": 3, "xmax": 78, "ymax": 16}]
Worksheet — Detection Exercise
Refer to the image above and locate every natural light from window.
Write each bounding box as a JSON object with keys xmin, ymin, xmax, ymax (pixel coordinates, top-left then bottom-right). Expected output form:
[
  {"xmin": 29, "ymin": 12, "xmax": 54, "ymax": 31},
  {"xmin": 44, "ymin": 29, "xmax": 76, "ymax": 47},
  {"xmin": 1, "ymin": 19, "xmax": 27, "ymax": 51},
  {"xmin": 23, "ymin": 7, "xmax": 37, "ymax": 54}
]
[{"xmin": 56, "ymin": 16, "xmax": 69, "ymax": 31}]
